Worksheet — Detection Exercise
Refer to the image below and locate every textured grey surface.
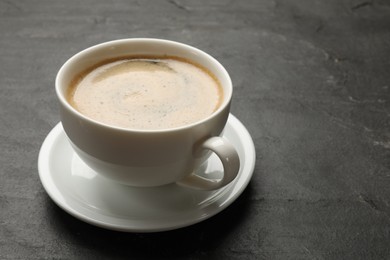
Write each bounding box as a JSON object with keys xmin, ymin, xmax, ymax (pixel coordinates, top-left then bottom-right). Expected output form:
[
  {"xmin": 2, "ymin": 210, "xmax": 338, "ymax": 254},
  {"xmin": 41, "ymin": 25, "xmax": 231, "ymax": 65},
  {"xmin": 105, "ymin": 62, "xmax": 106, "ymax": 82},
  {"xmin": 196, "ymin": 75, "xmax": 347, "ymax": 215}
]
[{"xmin": 1, "ymin": 0, "xmax": 390, "ymax": 259}]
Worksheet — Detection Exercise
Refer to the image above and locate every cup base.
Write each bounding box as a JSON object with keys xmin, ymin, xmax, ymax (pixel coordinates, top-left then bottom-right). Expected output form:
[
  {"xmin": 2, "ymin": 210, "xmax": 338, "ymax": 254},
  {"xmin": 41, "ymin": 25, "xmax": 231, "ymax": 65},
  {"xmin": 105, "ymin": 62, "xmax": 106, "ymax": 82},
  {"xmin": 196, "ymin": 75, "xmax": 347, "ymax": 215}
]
[{"xmin": 38, "ymin": 114, "xmax": 255, "ymax": 232}]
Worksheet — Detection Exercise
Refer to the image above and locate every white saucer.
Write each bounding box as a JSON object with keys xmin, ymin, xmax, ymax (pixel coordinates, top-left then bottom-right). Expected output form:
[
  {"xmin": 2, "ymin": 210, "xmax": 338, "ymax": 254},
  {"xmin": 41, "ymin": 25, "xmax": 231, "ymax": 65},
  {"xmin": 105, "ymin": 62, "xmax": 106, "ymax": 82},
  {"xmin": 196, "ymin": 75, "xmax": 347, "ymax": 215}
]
[{"xmin": 38, "ymin": 114, "xmax": 256, "ymax": 232}]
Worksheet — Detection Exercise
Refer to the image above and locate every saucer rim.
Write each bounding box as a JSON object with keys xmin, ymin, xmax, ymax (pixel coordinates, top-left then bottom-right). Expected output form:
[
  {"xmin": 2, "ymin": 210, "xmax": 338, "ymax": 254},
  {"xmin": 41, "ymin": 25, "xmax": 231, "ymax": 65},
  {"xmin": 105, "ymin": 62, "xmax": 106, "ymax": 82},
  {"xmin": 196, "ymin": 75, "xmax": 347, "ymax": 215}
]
[{"xmin": 38, "ymin": 114, "xmax": 256, "ymax": 232}]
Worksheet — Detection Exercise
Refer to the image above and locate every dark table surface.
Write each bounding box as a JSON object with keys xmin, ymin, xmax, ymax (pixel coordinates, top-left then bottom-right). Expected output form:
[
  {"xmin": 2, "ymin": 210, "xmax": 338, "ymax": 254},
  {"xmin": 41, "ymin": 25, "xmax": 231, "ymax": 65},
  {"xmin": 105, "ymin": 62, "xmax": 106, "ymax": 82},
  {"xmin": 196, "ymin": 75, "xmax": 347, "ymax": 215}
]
[{"xmin": 2, "ymin": 0, "xmax": 390, "ymax": 259}]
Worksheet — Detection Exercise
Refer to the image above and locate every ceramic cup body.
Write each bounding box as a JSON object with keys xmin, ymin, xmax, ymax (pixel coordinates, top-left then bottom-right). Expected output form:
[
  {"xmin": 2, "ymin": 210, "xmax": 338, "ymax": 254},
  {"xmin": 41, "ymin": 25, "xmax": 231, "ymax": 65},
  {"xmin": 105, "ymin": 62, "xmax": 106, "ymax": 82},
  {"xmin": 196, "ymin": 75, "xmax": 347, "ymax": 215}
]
[{"xmin": 56, "ymin": 39, "xmax": 239, "ymax": 190}]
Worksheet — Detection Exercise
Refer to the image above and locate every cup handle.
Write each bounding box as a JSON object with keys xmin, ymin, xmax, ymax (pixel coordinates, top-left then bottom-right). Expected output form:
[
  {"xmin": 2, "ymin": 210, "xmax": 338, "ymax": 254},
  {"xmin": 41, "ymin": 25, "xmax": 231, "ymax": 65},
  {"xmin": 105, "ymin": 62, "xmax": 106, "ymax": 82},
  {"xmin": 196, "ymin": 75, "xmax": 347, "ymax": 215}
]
[{"xmin": 177, "ymin": 136, "xmax": 240, "ymax": 191}]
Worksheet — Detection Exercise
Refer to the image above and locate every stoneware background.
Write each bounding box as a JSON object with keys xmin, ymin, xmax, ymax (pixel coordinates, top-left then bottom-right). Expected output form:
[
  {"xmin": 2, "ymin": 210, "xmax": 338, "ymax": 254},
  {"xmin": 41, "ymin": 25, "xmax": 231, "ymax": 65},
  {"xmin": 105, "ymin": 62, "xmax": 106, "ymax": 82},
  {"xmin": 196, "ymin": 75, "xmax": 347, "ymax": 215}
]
[{"xmin": 1, "ymin": 0, "xmax": 390, "ymax": 259}]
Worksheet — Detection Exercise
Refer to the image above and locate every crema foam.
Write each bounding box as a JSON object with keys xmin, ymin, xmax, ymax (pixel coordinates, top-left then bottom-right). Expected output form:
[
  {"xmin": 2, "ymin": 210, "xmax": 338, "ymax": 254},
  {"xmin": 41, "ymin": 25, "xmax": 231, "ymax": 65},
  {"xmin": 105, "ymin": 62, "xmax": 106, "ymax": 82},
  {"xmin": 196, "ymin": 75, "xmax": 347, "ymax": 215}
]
[{"xmin": 67, "ymin": 56, "xmax": 223, "ymax": 130}]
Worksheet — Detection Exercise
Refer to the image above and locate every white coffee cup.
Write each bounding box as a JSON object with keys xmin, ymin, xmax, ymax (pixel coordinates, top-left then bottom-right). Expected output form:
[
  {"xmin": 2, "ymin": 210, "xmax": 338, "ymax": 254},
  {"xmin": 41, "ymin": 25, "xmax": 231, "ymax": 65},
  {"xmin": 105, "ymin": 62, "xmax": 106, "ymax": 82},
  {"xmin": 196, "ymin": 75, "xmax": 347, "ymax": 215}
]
[{"xmin": 55, "ymin": 38, "xmax": 240, "ymax": 190}]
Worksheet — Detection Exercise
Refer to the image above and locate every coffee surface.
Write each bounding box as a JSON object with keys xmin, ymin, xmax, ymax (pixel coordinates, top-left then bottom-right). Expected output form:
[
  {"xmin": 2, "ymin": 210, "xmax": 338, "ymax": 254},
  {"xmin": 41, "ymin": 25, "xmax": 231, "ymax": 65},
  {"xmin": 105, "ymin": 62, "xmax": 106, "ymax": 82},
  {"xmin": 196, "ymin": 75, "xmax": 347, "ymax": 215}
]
[{"xmin": 67, "ymin": 57, "xmax": 223, "ymax": 130}]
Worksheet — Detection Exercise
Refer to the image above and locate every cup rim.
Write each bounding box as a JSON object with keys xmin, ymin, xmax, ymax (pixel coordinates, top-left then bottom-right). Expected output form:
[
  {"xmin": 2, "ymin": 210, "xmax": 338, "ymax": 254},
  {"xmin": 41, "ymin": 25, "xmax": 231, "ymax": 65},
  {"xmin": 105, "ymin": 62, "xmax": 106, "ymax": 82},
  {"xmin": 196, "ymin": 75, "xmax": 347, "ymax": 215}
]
[{"xmin": 55, "ymin": 38, "xmax": 233, "ymax": 133}]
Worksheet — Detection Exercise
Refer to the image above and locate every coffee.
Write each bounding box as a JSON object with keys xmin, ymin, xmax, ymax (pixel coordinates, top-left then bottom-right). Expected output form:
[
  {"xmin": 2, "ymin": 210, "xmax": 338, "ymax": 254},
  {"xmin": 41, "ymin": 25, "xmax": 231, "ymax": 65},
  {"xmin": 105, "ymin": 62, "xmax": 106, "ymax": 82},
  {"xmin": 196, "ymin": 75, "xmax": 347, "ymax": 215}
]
[{"xmin": 67, "ymin": 56, "xmax": 223, "ymax": 130}]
